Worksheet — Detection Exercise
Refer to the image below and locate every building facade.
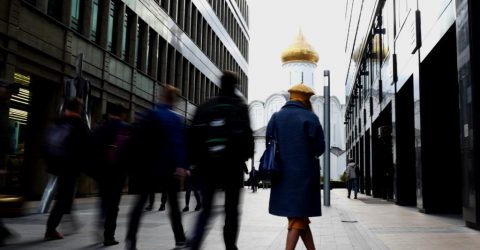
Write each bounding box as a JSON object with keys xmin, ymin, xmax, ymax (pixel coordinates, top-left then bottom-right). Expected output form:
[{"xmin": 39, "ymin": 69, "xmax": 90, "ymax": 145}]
[
  {"xmin": 344, "ymin": 0, "xmax": 480, "ymax": 229},
  {"xmin": 0, "ymin": 0, "xmax": 249, "ymax": 199},
  {"xmin": 249, "ymin": 32, "xmax": 346, "ymax": 181}
]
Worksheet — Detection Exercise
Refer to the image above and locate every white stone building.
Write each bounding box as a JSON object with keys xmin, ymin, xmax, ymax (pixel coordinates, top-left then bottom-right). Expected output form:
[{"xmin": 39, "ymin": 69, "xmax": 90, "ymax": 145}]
[{"xmin": 248, "ymin": 31, "xmax": 346, "ymax": 181}]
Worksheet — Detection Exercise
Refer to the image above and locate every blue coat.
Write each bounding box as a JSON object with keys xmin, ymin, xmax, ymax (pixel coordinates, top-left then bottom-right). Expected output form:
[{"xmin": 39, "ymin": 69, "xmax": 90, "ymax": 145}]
[{"xmin": 267, "ymin": 101, "xmax": 325, "ymax": 217}]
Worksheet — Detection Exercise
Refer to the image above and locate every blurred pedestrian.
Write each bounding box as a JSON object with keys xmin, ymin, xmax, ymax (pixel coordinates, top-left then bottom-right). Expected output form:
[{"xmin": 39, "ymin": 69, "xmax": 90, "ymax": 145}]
[
  {"xmin": 125, "ymin": 85, "xmax": 188, "ymax": 250},
  {"xmin": 267, "ymin": 84, "xmax": 325, "ymax": 250},
  {"xmin": 249, "ymin": 168, "xmax": 258, "ymax": 193},
  {"xmin": 188, "ymin": 71, "xmax": 254, "ymax": 250},
  {"xmin": 346, "ymin": 158, "xmax": 359, "ymax": 199},
  {"xmin": 43, "ymin": 98, "xmax": 90, "ymax": 241},
  {"xmin": 0, "ymin": 80, "xmax": 17, "ymax": 246},
  {"xmin": 182, "ymin": 167, "xmax": 202, "ymax": 212},
  {"xmin": 145, "ymin": 191, "xmax": 167, "ymax": 211},
  {"xmin": 91, "ymin": 103, "xmax": 131, "ymax": 246}
]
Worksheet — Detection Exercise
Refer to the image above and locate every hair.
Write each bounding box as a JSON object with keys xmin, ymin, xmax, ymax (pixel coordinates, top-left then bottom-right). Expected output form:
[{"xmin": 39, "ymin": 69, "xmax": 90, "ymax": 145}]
[
  {"xmin": 162, "ymin": 85, "xmax": 180, "ymax": 104},
  {"xmin": 64, "ymin": 98, "xmax": 83, "ymax": 114},
  {"xmin": 220, "ymin": 71, "xmax": 238, "ymax": 96},
  {"xmin": 108, "ymin": 103, "xmax": 127, "ymax": 117}
]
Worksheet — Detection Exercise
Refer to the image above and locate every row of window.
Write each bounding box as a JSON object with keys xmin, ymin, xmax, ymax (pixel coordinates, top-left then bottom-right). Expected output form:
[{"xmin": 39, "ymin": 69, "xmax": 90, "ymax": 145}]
[
  {"xmin": 233, "ymin": 0, "xmax": 249, "ymax": 26},
  {"xmin": 205, "ymin": 0, "xmax": 249, "ymax": 60},
  {"xmin": 152, "ymin": 0, "xmax": 249, "ymax": 62},
  {"xmin": 22, "ymin": 0, "xmax": 248, "ymax": 103}
]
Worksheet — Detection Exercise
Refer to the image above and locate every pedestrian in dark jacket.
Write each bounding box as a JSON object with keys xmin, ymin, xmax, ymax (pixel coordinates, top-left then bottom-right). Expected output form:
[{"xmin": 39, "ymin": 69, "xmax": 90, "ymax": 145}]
[
  {"xmin": 125, "ymin": 85, "xmax": 188, "ymax": 250},
  {"xmin": 91, "ymin": 103, "xmax": 131, "ymax": 246},
  {"xmin": 44, "ymin": 98, "xmax": 90, "ymax": 241},
  {"xmin": 346, "ymin": 158, "xmax": 359, "ymax": 199},
  {"xmin": 267, "ymin": 83, "xmax": 325, "ymax": 250},
  {"xmin": 188, "ymin": 71, "xmax": 254, "ymax": 250},
  {"xmin": 249, "ymin": 168, "xmax": 258, "ymax": 193},
  {"xmin": 182, "ymin": 167, "xmax": 202, "ymax": 212}
]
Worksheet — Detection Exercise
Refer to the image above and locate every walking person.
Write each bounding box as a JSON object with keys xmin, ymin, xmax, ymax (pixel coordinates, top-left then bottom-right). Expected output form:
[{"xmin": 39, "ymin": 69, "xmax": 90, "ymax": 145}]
[
  {"xmin": 91, "ymin": 103, "xmax": 131, "ymax": 246},
  {"xmin": 125, "ymin": 85, "xmax": 188, "ymax": 250},
  {"xmin": 267, "ymin": 84, "xmax": 325, "ymax": 250},
  {"xmin": 346, "ymin": 158, "xmax": 359, "ymax": 199},
  {"xmin": 145, "ymin": 191, "xmax": 167, "ymax": 211},
  {"xmin": 182, "ymin": 167, "xmax": 202, "ymax": 212},
  {"xmin": 43, "ymin": 98, "xmax": 90, "ymax": 240},
  {"xmin": 188, "ymin": 71, "xmax": 254, "ymax": 250},
  {"xmin": 249, "ymin": 167, "xmax": 258, "ymax": 193}
]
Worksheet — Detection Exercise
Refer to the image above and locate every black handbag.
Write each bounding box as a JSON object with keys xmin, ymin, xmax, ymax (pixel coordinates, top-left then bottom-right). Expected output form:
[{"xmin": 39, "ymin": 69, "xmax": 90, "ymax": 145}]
[{"xmin": 259, "ymin": 114, "xmax": 279, "ymax": 179}]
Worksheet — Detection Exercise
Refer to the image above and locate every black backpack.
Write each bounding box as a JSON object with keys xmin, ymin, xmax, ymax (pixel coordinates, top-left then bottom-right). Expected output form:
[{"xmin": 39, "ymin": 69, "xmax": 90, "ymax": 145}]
[
  {"xmin": 45, "ymin": 120, "xmax": 73, "ymax": 160},
  {"xmin": 106, "ymin": 124, "xmax": 131, "ymax": 164},
  {"xmin": 196, "ymin": 98, "xmax": 252, "ymax": 165},
  {"xmin": 44, "ymin": 120, "xmax": 73, "ymax": 175}
]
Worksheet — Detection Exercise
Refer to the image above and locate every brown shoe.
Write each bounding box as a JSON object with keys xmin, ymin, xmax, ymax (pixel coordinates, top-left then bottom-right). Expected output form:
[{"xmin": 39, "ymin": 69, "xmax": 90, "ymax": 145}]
[{"xmin": 44, "ymin": 230, "xmax": 64, "ymax": 241}]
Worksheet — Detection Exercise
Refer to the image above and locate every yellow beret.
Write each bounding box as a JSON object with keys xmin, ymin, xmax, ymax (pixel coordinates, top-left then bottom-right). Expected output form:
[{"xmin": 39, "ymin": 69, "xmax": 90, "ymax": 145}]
[{"xmin": 288, "ymin": 83, "xmax": 315, "ymax": 102}]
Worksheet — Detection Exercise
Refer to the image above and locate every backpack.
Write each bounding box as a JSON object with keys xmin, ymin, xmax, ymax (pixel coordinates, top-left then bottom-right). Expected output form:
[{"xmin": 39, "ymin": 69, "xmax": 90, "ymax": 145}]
[
  {"xmin": 106, "ymin": 125, "xmax": 131, "ymax": 163},
  {"xmin": 199, "ymin": 99, "xmax": 251, "ymax": 164},
  {"xmin": 45, "ymin": 121, "xmax": 73, "ymax": 160},
  {"xmin": 44, "ymin": 120, "xmax": 73, "ymax": 175}
]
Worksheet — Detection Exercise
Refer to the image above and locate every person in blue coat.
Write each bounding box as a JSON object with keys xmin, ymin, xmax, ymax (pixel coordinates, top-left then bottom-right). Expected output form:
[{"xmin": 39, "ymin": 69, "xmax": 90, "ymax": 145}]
[{"xmin": 266, "ymin": 83, "xmax": 325, "ymax": 250}]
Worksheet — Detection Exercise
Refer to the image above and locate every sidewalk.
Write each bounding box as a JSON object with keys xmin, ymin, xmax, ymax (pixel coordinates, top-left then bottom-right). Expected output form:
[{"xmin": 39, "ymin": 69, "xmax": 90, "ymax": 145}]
[{"xmin": 2, "ymin": 188, "xmax": 480, "ymax": 249}]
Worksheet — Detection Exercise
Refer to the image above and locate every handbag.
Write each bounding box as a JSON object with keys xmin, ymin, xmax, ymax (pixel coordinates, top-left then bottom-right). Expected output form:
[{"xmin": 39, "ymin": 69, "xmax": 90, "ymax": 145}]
[{"xmin": 259, "ymin": 114, "xmax": 279, "ymax": 179}]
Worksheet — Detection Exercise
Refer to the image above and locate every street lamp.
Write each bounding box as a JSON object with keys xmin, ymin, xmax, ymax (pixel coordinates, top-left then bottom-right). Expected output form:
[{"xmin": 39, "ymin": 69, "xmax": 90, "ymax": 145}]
[{"xmin": 323, "ymin": 70, "xmax": 331, "ymax": 206}]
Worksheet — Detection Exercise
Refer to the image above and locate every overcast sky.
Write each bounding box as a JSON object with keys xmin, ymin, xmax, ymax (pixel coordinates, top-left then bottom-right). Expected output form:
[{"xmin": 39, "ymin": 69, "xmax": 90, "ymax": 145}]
[{"xmin": 247, "ymin": 0, "xmax": 348, "ymax": 103}]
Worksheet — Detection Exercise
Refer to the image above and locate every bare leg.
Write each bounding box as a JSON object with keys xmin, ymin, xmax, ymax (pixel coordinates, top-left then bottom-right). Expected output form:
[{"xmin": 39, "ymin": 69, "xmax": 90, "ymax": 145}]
[
  {"xmin": 286, "ymin": 229, "xmax": 301, "ymax": 250},
  {"xmin": 300, "ymin": 225, "xmax": 315, "ymax": 250}
]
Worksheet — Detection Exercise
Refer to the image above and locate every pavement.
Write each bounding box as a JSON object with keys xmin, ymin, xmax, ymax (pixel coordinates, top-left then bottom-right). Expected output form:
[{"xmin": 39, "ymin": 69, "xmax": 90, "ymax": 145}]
[{"xmin": 2, "ymin": 188, "xmax": 480, "ymax": 250}]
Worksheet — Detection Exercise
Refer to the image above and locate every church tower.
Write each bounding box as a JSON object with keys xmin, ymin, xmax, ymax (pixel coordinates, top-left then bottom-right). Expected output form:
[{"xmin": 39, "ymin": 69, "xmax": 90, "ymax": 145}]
[{"xmin": 280, "ymin": 30, "xmax": 319, "ymax": 90}]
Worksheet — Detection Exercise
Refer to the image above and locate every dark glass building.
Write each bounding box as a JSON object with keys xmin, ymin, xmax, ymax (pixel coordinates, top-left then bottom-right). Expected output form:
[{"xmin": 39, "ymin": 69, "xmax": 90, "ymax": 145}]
[
  {"xmin": 0, "ymin": 0, "xmax": 249, "ymax": 199},
  {"xmin": 344, "ymin": 0, "xmax": 480, "ymax": 229}
]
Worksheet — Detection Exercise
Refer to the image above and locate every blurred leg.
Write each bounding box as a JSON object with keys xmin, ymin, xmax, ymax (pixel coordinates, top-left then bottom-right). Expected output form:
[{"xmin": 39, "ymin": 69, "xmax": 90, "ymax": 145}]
[
  {"xmin": 167, "ymin": 178, "xmax": 186, "ymax": 244},
  {"xmin": 185, "ymin": 188, "xmax": 191, "ymax": 207},
  {"xmin": 125, "ymin": 192, "xmax": 148, "ymax": 248},
  {"xmin": 46, "ymin": 175, "xmax": 76, "ymax": 233},
  {"xmin": 190, "ymin": 185, "xmax": 215, "ymax": 250},
  {"xmin": 104, "ymin": 176, "xmax": 124, "ymax": 242},
  {"xmin": 224, "ymin": 187, "xmax": 241, "ymax": 250},
  {"xmin": 193, "ymin": 189, "xmax": 202, "ymax": 208}
]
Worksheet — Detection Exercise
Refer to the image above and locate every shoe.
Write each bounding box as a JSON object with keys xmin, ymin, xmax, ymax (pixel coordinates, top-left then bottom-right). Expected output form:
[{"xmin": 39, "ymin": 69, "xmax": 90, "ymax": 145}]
[
  {"xmin": 158, "ymin": 204, "xmax": 166, "ymax": 211},
  {"xmin": 104, "ymin": 238, "xmax": 120, "ymax": 246},
  {"xmin": 125, "ymin": 239, "xmax": 137, "ymax": 250},
  {"xmin": 173, "ymin": 241, "xmax": 189, "ymax": 249},
  {"xmin": 194, "ymin": 204, "xmax": 202, "ymax": 211},
  {"xmin": 0, "ymin": 227, "xmax": 14, "ymax": 246},
  {"xmin": 44, "ymin": 230, "xmax": 64, "ymax": 241},
  {"xmin": 145, "ymin": 205, "xmax": 153, "ymax": 211},
  {"xmin": 182, "ymin": 206, "xmax": 189, "ymax": 212}
]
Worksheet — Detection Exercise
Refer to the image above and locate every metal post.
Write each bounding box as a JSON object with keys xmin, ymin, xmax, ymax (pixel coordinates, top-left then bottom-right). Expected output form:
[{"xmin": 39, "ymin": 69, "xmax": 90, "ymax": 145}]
[{"xmin": 323, "ymin": 70, "xmax": 331, "ymax": 206}]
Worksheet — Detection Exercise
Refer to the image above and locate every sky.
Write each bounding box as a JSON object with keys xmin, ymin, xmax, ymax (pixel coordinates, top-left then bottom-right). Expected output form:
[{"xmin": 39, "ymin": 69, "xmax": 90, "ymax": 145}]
[{"xmin": 247, "ymin": 0, "xmax": 348, "ymax": 103}]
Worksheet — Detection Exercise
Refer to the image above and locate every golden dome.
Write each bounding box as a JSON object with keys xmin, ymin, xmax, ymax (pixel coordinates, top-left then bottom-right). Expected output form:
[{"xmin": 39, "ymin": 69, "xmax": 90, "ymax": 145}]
[{"xmin": 281, "ymin": 30, "xmax": 319, "ymax": 64}]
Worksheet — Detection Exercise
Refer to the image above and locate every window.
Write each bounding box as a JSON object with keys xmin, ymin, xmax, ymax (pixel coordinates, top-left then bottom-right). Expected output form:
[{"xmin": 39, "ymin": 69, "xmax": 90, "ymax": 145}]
[
  {"xmin": 71, "ymin": 0, "xmax": 81, "ymax": 31},
  {"xmin": 121, "ymin": 10, "xmax": 129, "ymax": 60},
  {"xmin": 135, "ymin": 23, "xmax": 141, "ymax": 68},
  {"xmin": 107, "ymin": 1, "xmax": 115, "ymax": 51},
  {"xmin": 91, "ymin": 0, "xmax": 99, "ymax": 42},
  {"xmin": 47, "ymin": 0, "xmax": 62, "ymax": 21}
]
